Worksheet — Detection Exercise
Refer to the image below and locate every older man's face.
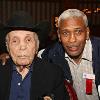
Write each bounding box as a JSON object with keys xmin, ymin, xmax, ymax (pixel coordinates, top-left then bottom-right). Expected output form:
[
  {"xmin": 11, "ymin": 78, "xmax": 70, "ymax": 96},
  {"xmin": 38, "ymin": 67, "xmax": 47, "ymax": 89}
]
[{"xmin": 6, "ymin": 30, "xmax": 37, "ymax": 67}]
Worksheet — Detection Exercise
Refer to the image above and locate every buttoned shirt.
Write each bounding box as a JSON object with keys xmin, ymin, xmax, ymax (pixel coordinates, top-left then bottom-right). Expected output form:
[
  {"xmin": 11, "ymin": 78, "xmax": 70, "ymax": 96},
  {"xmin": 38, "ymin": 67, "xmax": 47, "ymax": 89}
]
[
  {"xmin": 9, "ymin": 65, "xmax": 33, "ymax": 100},
  {"xmin": 65, "ymin": 39, "xmax": 99, "ymax": 100}
]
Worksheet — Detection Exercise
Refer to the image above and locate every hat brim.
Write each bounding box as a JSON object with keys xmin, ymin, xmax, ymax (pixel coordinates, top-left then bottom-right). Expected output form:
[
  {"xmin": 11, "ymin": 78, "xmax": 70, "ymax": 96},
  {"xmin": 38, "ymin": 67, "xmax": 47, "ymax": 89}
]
[{"xmin": 3, "ymin": 20, "xmax": 51, "ymax": 43}]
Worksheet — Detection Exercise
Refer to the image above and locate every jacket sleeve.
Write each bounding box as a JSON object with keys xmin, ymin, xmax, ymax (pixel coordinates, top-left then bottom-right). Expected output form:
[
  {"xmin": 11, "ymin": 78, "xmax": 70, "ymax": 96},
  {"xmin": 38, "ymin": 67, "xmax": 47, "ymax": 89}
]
[{"xmin": 52, "ymin": 66, "xmax": 70, "ymax": 100}]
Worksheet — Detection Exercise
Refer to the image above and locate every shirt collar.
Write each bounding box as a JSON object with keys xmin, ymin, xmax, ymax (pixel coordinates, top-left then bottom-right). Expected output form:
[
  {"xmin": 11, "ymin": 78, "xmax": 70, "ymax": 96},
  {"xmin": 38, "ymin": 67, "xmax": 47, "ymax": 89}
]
[
  {"xmin": 81, "ymin": 39, "xmax": 92, "ymax": 61},
  {"xmin": 12, "ymin": 63, "xmax": 34, "ymax": 72}
]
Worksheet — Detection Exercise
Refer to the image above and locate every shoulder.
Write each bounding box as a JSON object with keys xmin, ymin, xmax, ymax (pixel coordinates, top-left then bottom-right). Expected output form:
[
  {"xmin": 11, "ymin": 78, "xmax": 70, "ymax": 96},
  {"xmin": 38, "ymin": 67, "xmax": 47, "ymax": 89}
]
[
  {"xmin": 91, "ymin": 36, "xmax": 100, "ymax": 45},
  {"xmin": 34, "ymin": 57, "xmax": 64, "ymax": 76},
  {"xmin": 0, "ymin": 58, "xmax": 12, "ymax": 72},
  {"xmin": 34, "ymin": 57, "xmax": 63, "ymax": 70},
  {"xmin": 39, "ymin": 42, "xmax": 64, "ymax": 58},
  {"xmin": 37, "ymin": 42, "xmax": 58, "ymax": 59},
  {"xmin": 90, "ymin": 36, "xmax": 100, "ymax": 54},
  {"xmin": 33, "ymin": 57, "xmax": 65, "ymax": 89}
]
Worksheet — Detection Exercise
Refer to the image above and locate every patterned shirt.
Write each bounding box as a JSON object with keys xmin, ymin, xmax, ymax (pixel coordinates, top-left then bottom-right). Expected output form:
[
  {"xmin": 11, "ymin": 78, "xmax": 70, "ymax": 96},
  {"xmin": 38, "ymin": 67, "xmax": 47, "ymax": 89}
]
[{"xmin": 65, "ymin": 39, "xmax": 99, "ymax": 100}]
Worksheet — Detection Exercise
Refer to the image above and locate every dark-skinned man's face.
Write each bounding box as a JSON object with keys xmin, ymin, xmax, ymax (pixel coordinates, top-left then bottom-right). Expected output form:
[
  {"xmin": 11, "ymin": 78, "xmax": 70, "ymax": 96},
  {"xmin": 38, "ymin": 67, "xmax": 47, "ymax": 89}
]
[{"xmin": 58, "ymin": 17, "xmax": 89, "ymax": 60}]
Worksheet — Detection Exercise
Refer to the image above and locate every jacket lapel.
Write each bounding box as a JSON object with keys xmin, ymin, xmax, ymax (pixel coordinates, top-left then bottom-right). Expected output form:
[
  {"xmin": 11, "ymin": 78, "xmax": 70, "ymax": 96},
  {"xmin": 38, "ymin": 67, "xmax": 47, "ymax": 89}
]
[
  {"xmin": 0, "ymin": 58, "xmax": 13, "ymax": 100},
  {"xmin": 91, "ymin": 37, "xmax": 100, "ymax": 86}
]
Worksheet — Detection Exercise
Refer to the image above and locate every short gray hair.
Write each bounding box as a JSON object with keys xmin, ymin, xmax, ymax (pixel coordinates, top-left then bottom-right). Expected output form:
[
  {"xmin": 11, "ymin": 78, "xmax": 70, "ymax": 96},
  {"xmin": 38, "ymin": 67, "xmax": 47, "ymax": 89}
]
[{"xmin": 58, "ymin": 9, "xmax": 88, "ymax": 27}]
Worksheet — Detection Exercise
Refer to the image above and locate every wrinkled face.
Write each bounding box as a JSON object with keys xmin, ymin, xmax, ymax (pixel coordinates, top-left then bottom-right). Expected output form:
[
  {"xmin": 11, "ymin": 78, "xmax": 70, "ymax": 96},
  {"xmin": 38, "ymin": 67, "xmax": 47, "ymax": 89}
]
[
  {"xmin": 6, "ymin": 30, "xmax": 38, "ymax": 67},
  {"xmin": 58, "ymin": 17, "xmax": 89, "ymax": 59}
]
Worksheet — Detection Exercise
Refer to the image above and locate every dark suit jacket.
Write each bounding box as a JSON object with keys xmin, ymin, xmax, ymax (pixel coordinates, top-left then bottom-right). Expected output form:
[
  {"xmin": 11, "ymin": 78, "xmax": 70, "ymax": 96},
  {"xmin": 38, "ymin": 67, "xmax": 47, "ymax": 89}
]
[
  {"xmin": 41, "ymin": 36, "xmax": 100, "ymax": 99},
  {"xmin": 0, "ymin": 57, "xmax": 69, "ymax": 100}
]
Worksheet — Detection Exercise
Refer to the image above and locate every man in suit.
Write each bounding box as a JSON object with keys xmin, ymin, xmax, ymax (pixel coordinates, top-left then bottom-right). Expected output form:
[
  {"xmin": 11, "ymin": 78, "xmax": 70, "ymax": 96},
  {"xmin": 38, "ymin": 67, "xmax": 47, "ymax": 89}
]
[
  {"xmin": 0, "ymin": 11, "xmax": 69, "ymax": 100},
  {"xmin": 38, "ymin": 9, "xmax": 100, "ymax": 100}
]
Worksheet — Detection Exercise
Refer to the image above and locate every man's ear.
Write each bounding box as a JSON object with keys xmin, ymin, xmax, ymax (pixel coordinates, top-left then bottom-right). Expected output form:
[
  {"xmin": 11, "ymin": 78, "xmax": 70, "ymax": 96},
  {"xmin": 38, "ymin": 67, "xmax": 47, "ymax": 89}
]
[
  {"xmin": 57, "ymin": 29, "xmax": 61, "ymax": 42},
  {"xmin": 6, "ymin": 42, "xmax": 9, "ymax": 53},
  {"xmin": 86, "ymin": 27, "xmax": 90, "ymax": 40}
]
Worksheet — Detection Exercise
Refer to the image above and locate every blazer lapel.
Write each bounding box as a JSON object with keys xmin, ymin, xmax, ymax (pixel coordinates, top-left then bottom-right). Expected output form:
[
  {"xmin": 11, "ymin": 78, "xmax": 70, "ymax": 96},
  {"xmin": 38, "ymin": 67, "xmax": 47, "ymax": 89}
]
[{"xmin": 1, "ymin": 58, "xmax": 13, "ymax": 100}]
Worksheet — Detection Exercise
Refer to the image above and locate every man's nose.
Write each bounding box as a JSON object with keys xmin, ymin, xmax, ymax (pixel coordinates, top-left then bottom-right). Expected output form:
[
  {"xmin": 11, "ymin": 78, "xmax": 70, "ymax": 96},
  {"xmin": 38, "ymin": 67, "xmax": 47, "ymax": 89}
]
[
  {"xmin": 20, "ymin": 42, "xmax": 27, "ymax": 50},
  {"xmin": 69, "ymin": 33, "xmax": 76, "ymax": 43}
]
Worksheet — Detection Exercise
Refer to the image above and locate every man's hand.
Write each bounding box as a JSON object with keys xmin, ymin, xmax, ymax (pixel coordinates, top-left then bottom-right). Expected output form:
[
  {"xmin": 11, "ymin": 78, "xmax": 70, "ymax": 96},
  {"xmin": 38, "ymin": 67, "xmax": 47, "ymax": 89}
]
[{"xmin": 0, "ymin": 53, "xmax": 9, "ymax": 65}]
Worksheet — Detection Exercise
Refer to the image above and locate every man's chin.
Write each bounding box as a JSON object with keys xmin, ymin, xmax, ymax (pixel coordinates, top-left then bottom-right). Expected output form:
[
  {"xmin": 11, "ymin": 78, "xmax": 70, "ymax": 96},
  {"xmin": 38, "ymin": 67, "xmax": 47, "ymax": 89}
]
[
  {"xmin": 68, "ymin": 53, "xmax": 81, "ymax": 59},
  {"xmin": 15, "ymin": 61, "xmax": 31, "ymax": 67}
]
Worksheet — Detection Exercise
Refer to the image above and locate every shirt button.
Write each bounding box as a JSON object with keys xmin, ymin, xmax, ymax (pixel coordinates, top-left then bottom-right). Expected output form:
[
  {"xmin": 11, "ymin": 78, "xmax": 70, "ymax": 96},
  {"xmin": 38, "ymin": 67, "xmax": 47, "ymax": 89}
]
[{"xmin": 18, "ymin": 83, "xmax": 21, "ymax": 86}]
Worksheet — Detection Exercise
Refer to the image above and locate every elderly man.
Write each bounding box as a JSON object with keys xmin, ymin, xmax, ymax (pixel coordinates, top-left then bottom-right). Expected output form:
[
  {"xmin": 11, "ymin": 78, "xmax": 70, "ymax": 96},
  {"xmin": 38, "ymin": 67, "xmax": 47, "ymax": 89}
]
[
  {"xmin": 38, "ymin": 9, "xmax": 100, "ymax": 100},
  {"xmin": 0, "ymin": 11, "xmax": 69, "ymax": 100}
]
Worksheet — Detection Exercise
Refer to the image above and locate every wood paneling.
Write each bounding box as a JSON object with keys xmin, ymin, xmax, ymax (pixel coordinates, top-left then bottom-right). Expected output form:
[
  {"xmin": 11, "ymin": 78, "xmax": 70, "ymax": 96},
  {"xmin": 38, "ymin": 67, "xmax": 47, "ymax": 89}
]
[{"xmin": 0, "ymin": 0, "xmax": 64, "ymax": 24}]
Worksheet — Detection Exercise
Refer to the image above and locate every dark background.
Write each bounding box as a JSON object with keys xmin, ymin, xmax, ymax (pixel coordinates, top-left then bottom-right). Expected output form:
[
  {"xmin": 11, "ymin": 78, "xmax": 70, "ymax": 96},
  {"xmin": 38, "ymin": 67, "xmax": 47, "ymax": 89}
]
[
  {"xmin": 0, "ymin": 0, "xmax": 100, "ymax": 53},
  {"xmin": 0, "ymin": 0, "xmax": 100, "ymax": 36}
]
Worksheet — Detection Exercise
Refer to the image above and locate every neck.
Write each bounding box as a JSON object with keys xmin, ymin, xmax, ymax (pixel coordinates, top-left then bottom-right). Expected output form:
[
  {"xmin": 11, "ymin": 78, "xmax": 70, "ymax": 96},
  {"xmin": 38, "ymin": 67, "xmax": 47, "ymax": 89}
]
[
  {"xmin": 70, "ymin": 54, "xmax": 82, "ymax": 64},
  {"xmin": 16, "ymin": 66, "xmax": 29, "ymax": 79},
  {"xmin": 73, "ymin": 58, "xmax": 81, "ymax": 64}
]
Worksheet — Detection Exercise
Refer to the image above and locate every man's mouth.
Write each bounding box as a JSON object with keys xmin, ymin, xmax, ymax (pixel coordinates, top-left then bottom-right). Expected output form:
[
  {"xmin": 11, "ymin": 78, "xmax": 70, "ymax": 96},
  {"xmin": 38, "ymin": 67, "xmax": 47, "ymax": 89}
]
[
  {"xmin": 18, "ymin": 55, "xmax": 28, "ymax": 58},
  {"xmin": 68, "ymin": 46, "xmax": 79, "ymax": 52}
]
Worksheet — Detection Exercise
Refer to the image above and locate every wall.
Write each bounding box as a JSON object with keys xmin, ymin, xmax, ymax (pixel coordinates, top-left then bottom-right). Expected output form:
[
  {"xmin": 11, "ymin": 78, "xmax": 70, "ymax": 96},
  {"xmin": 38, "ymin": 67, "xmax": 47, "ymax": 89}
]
[{"xmin": 0, "ymin": 0, "xmax": 64, "ymax": 24}]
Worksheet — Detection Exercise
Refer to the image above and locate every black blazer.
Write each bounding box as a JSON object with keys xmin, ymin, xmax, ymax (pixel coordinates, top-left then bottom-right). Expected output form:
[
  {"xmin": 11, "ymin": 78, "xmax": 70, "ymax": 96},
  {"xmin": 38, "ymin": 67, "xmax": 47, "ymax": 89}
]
[
  {"xmin": 41, "ymin": 36, "xmax": 100, "ymax": 99},
  {"xmin": 0, "ymin": 57, "xmax": 69, "ymax": 100}
]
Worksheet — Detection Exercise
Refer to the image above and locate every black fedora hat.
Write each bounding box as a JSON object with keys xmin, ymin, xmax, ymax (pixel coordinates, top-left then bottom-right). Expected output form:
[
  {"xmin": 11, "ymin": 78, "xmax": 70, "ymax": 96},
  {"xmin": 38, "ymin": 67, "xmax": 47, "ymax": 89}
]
[{"xmin": 3, "ymin": 11, "xmax": 51, "ymax": 43}]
